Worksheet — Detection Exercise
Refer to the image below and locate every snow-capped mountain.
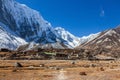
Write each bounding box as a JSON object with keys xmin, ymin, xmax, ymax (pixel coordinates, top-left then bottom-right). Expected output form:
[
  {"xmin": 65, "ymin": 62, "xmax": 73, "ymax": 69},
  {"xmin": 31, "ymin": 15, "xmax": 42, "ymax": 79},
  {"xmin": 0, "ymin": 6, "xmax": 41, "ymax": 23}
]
[
  {"xmin": 0, "ymin": 0, "xmax": 80, "ymax": 49},
  {"xmin": 79, "ymin": 32, "xmax": 101, "ymax": 44},
  {"xmin": 54, "ymin": 27, "xmax": 81, "ymax": 48},
  {"xmin": 54, "ymin": 27, "xmax": 101, "ymax": 48},
  {"xmin": 0, "ymin": 0, "xmax": 56, "ymax": 42},
  {"xmin": 0, "ymin": 0, "xmax": 101, "ymax": 50}
]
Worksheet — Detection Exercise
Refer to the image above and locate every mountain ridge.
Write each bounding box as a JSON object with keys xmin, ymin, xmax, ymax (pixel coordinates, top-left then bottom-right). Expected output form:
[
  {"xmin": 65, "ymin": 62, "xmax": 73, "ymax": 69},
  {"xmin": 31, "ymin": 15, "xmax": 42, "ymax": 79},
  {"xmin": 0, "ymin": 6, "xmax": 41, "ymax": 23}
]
[
  {"xmin": 76, "ymin": 25, "xmax": 120, "ymax": 50},
  {"xmin": 0, "ymin": 0, "xmax": 101, "ymax": 50}
]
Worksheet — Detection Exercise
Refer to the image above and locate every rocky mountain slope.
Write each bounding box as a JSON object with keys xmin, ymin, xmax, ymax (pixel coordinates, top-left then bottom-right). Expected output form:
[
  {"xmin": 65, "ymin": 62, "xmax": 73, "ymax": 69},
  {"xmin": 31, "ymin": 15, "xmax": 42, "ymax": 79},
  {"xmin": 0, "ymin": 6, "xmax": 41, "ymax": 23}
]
[
  {"xmin": 77, "ymin": 26, "xmax": 120, "ymax": 50},
  {"xmin": 76, "ymin": 26, "xmax": 120, "ymax": 59}
]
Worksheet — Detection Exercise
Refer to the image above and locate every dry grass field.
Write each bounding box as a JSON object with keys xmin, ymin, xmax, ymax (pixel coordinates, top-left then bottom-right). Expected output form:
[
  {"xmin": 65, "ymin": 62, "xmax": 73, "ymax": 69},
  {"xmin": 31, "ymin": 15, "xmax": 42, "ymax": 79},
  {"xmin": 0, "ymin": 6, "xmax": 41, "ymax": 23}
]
[{"xmin": 0, "ymin": 60, "xmax": 120, "ymax": 80}]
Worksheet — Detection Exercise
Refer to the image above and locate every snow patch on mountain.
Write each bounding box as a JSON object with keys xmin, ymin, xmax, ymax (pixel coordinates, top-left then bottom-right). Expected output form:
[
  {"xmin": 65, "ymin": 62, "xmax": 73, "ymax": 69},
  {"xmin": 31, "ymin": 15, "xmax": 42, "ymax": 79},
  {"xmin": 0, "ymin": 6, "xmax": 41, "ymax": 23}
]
[
  {"xmin": 79, "ymin": 32, "xmax": 101, "ymax": 44},
  {"xmin": 0, "ymin": 23, "xmax": 27, "ymax": 50},
  {"xmin": 104, "ymin": 30, "xmax": 116, "ymax": 36}
]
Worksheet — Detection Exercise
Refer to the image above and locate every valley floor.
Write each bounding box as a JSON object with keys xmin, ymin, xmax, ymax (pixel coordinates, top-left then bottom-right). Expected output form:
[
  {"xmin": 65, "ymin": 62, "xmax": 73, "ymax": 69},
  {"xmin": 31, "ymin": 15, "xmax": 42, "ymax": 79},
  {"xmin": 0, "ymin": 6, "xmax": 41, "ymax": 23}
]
[{"xmin": 0, "ymin": 60, "xmax": 120, "ymax": 80}]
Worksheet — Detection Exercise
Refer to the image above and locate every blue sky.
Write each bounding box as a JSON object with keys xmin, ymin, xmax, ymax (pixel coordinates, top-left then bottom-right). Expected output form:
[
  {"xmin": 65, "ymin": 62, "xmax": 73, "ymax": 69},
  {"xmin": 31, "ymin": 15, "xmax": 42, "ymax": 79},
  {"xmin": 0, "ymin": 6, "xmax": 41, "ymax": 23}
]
[{"xmin": 16, "ymin": 0, "xmax": 120, "ymax": 37}]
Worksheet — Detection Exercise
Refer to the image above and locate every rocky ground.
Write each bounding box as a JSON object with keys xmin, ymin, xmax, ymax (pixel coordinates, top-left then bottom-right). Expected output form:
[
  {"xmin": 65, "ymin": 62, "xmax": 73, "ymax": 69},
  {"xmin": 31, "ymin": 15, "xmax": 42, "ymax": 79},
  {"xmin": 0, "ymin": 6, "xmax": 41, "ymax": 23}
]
[{"xmin": 0, "ymin": 60, "xmax": 120, "ymax": 80}]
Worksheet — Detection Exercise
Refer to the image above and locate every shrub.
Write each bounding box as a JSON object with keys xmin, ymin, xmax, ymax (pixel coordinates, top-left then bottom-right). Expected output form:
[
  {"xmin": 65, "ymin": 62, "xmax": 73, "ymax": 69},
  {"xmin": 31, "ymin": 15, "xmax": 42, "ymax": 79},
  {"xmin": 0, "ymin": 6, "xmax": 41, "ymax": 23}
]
[
  {"xmin": 79, "ymin": 72, "xmax": 87, "ymax": 76},
  {"xmin": 100, "ymin": 67, "xmax": 104, "ymax": 71}
]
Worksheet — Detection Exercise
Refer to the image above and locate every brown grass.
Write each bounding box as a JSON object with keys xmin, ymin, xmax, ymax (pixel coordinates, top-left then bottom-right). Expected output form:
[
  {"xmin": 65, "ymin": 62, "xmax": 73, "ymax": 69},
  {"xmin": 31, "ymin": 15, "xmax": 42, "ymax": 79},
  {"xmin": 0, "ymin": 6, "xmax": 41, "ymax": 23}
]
[{"xmin": 0, "ymin": 60, "xmax": 120, "ymax": 80}]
